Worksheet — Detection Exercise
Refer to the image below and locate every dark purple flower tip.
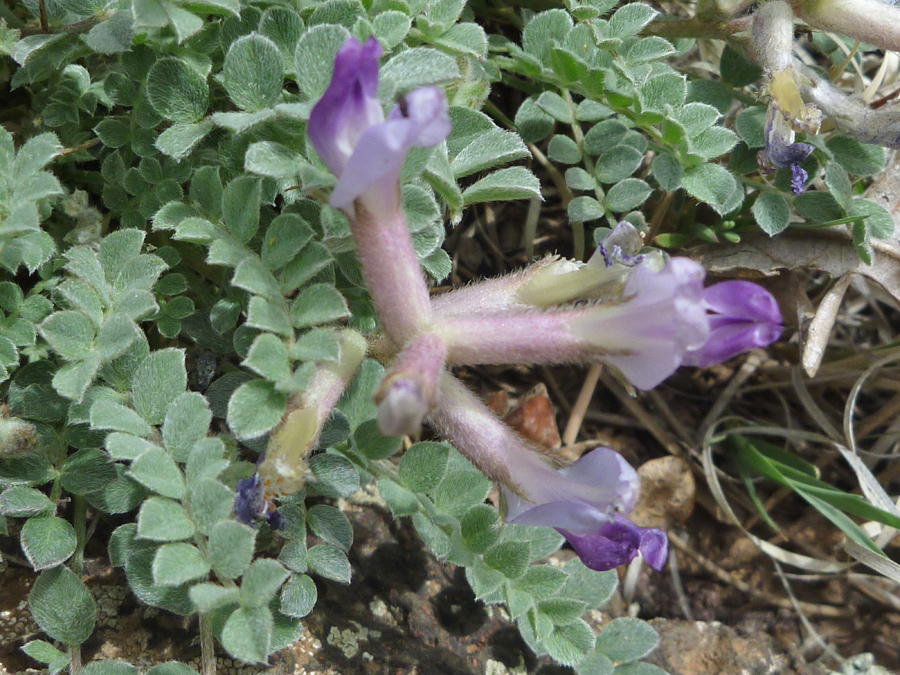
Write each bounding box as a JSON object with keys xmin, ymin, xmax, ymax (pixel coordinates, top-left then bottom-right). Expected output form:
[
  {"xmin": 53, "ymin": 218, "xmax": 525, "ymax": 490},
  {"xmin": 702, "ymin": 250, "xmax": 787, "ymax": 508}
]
[
  {"xmin": 235, "ymin": 474, "xmax": 266, "ymax": 525},
  {"xmin": 761, "ymin": 107, "xmax": 814, "ymax": 194},
  {"xmin": 558, "ymin": 514, "xmax": 668, "ymax": 572},
  {"xmin": 790, "ymin": 164, "xmax": 808, "ymax": 195},
  {"xmin": 683, "ymin": 280, "xmax": 782, "ymax": 367},
  {"xmin": 308, "ymin": 36, "xmax": 451, "ymax": 211},
  {"xmin": 266, "ymin": 508, "xmax": 286, "ymax": 531}
]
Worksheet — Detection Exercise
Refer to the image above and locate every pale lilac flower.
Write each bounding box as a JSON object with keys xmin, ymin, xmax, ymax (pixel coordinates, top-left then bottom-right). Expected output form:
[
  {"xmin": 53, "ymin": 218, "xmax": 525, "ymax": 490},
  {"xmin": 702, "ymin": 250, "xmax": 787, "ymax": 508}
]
[
  {"xmin": 683, "ymin": 280, "xmax": 783, "ymax": 367},
  {"xmin": 429, "ymin": 375, "xmax": 667, "ymax": 572},
  {"xmin": 375, "ymin": 333, "xmax": 446, "ymax": 436},
  {"xmin": 502, "ymin": 447, "xmax": 668, "ymax": 572},
  {"xmin": 307, "ymin": 37, "xmax": 450, "ymax": 343},
  {"xmin": 308, "ymin": 36, "xmax": 451, "ymax": 212},
  {"xmin": 567, "ymin": 257, "xmax": 711, "ymax": 389}
]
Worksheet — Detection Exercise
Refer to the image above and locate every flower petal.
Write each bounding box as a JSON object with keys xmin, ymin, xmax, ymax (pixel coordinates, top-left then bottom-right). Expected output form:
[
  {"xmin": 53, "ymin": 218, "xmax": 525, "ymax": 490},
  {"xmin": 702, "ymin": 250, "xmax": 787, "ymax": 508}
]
[
  {"xmin": 702, "ymin": 280, "xmax": 783, "ymax": 324},
  {"xmin": 308, "ymin": 36, "xmax": 384, "ymax": 176}
]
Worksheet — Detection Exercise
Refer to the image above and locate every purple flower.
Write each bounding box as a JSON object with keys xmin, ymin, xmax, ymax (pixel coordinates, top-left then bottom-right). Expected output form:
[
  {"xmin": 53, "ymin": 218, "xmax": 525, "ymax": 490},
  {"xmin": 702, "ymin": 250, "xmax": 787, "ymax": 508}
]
[
  {"xmin": 234, "ymin": 473, "xmax": 283, "ymax": 529},
  {"xmin": 760, "ymin": 108, "xmax": 815, "ymax": 195},
  {"xmin": 308, "ymin": 36, "xmax": 451, "ymax": 212},
  {"xmin": 567, "ymin": 257, "xmax": 710, "ymax": 390},
  {"xmin": 560, "ymin": 514, "xmax": 668, "ymax": 572},
  {"xmin": 503, "ymin": 447, "xmax": 667, "ymax": 572},
  {"xmin": 683, "ymin": 280, "xmax": 783, "ymax": 367}
]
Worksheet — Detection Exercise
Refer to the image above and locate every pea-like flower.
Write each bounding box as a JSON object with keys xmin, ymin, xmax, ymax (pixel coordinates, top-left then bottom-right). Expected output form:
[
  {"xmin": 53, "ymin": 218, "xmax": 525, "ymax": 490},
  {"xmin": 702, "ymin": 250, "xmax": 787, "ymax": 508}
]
[
  {"xmin": 760, "ymin": 108, "xmax": 815, "ymax": 195},
  {"xmin": 683, "ymin": 280, "xmax": 784, "ymax": 367},
  {"xmin": 308, "ymin": 36, "xmax": 451, "ymax": 213},
  {"xmin": 430, "ymin": 375, "xmax": 667, "ymax": 572}
]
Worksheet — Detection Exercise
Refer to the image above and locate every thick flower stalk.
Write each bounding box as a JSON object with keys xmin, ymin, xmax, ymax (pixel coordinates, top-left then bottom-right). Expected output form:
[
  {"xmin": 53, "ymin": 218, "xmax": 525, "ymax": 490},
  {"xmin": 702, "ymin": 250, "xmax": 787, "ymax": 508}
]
[
  {"xmin": 235, "ymin": 330, "xmax": 367, "ymax": 525},
  {"xmin": 429, "ymin": 375, "xmax": 667, "ymax": 571},
  {"xmin": 790, "ymin": 0, "xmax": 900, "ymax": 52},
  {"xmin": 308, "ymin": 36, "xmax": 451, "ymax": 346}
]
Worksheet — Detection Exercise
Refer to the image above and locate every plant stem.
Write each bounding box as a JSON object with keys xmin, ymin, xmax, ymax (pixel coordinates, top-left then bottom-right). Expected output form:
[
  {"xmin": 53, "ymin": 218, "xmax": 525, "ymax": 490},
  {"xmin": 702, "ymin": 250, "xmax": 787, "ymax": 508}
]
[
  {"xmin": 72, "ymin": 495, "xmax": 87, "ymax": 577},
  {"xmin": 68, "ymin": 646, "xmax": 82, "ymax": 675},
  {"xmin": 200, "ymin": 613, "xmax": 216, "ymax": 675}
]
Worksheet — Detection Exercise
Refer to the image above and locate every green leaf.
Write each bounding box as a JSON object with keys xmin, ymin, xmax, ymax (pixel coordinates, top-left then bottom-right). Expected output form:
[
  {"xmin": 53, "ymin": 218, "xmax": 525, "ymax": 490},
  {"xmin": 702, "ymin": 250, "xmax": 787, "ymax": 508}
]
[
  {"xmin": 261, "ymin": 214, "xmax": 315, "ymax": 271},
  {"xmin": 608, "ymin": 2, "xmax": 657, "ymax": 39},
  {"xmin": 21, "ymin": 640, "xmax": 68, "ymax": 666},
  {"xmin": 307, "ymin": 544, "xmax": 351, "ymax": 583},
  {"xmin": 223, "ymin": 175, "xmax": 261, "ymax": 244},
  {"xmin": 245, "ymin": 141, "xmax": 303, "ymax": 180},
  {"xmin": 451, "ymin": 128, "xmax": 530, "ymax": 178},
  {"xmin": 279, "ymin": 537, "xmax": 308, "ymax": 573},
  {"xmin": 128, "ymin": 448, "xmax": 185, "ymax": 499},
  {"xmin": 594, "ymin": 617, "xmax": 659, "ymax": 663},
  {"xmin": 595, "ymin": 145, "xmax": 643, "ymax": 184},
  {"xmin": 278, "ymin": 242, "xmax": 334, "ymax": 295},
  {"xmin": 222, "ymin": 606, "xmax": 272, "ymax": 664},
  {"xmin": 21, "ymin": 516, "xmax": 77, "ymax": 570},
  {"xmin": 574, "ymin": 650, "xmax": 614, "ymax": 675},
  {"xmin": 562, "ymin": 559, "xmax": 618, "ymax": 609},
  {"xmin": 60, "ymin": 448, "xmax": 117, "ymax": 495},
  {"xmin": 399, "ymin": 442, "xmax": 450, "ymax": 492},
  {"xmin": 227, "ymin": 379, "xmax": 286, "ymax": 440},
  {"xmin": 826, "ymin": 136, "xmax": 886, "ymax": 176},
  {"xmin": 185, "ymin": 438, "xmax": 229, "ymax": 486},
  {"xmin": 146, "ymin": 57, "xmax": 209, "ymax": 123},
  {"xmin": 137, "ymin": 497, "xmax": 195, "ymax": 541},
  {"xmin": 153, "ymin": 543, "xmax": 210, "ymax": 586},
  {"xmin": 605, "ymin": 178, "xmax": 651, "ymax": 212},
  {"xmin": 484, "ymin": 540, "xmax": 531, "ymax": 579},
  {"xmin": 794, "ymin": 191, "xmax": 846, "ymax": 222},
  {"xmin": 243, "ymin": 333, "xmax": 290, "ymax": 382},
  {"xmin": 124, "ymin": 540, "xmax": 193, "ymax": 615},
  {"xmin": 515, "ymin": 97, "xmax": 554, "ymax": 143},
  {"xmin": 462, "ymin": 167, "xmax": 541, "ymax": 205},
  {"xmin": 132, "ymin": 349, "xmax": 187, "ymax": 426},
  {"xmin": 752, "ymin": 192, "xmax": 791, "ymax": 236},
  {"xmin": 377, "ymin": 479, "xmax": 420, "ymax": 517},
  {"xmin": 208, "ymin": 520, "xmax": 257, "ymax": 580},
  {"xmin": 612, "ymin": 663, "xmax": 669, "ymax": 675},
  {"xmin": 681, "ymin": 163, "xmax": 738, "ymax": 213},
  {"xmin": 280, "ymin": 574, "xmax": 317, "ymax": 618},
  {"xmin": 146, "ymin": 663, "xmax": 200, "ymax": 675},
  {"xmin": 545, "ymin": 619, "xmax": 595, "ymax": 666},
  {"xmin": 290, "ymin": 284, "xmax": 350, "ymax": 329},
  {"xmin": 307, "ymin": 504, "xmax": 353, "ymax": 552},
  {"xmin": 548, "ymin": 135, "xmax": 582, "ymax": 164},
  {"xmin": 0, "ymin": 486, "xmax": 54, "ymax": 517},
  {"xmin": 29, "ymin": 566, "xmax": 97, "ymax": 645},
  {"xmin": 293, "ymin": 25, "xmax": 351, "ymax": 98},
  {"xmin": 105, "ymin": 433, "xmax": 159, "ymax": 461},
  {"xmin": 514, "ymin": 565, "xmax": 568, "ymax": 600},
  {"xmin": 720, "ymin": 44, "xmax": 762, "ymax": 87},
  {"xmin": 190, "ymin": 583, "xmax": 240, "ymax": 613},
  {"xmin": 465, "ymin": 556, "xmax": 505, "ymax": 599},
  {"xmin": 538, "ymin": 597, "xmax": 588, "ymax": 625},
  {"xmin": 161, "ymin": 392, "xmax": 212, "ymax": 463},
  {"xmin": 850, "ymin": 198, "xmax": 895, "ymax": 240},
  {"xmin": 583, "ymin": 120, "xmax": 628, "ymax": 155},
  {"xmin": 651, "ymin": 153, "xmax": 682, "ymax": 192},
  {"xmin": 246, "ymin": 296, "xmax": 293, "ymax": 337},
  {"xmin": 155, "ymin": 121, "xmax": 214, "ymax": 161},
  {"xmin": 380, "ymin": 47, "xmax": 460, "ymax": 92},
  {"xmin": 568, "ymin": 196, "xmax": 604, "ymax": 223},
  {"xmin": 373, "ymin": 11, "xmax": 411, "ymax": 49},
  {"xmin": 241, "ymin": 558, "xmax": 290, "ymax": 607},
  {"xmin": 460, "ymin": 504, "xmax": 500, "ymax": 553},
  {"xmin": 39, "ymin": 311, "xmax": 95, "ymax": 361},
  {"xmin": 85, "ymin": 466, "xmax": 147, "ymax": 515},
  {"xmin": 309, "ymin": 451, "xmax": 360, "ymax": 498},
  {"xmin": 291, "ymin": 328, "xmax": 341, "ymax": 363},
  {"xmin": 521, "ymin": 9, "xmax": 572, "ymax": 62},
  {"xmin": 223, "ymin": 34, "xmax": 284, "ymax": 112},
  {"xmin": 188, "ymin": 479, "xmax": 235, "ymax": 536}
]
